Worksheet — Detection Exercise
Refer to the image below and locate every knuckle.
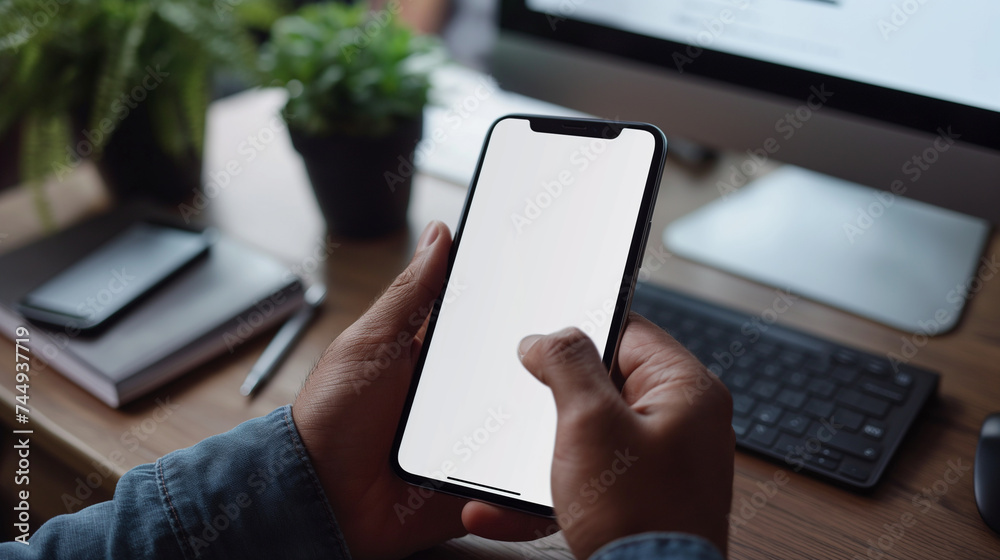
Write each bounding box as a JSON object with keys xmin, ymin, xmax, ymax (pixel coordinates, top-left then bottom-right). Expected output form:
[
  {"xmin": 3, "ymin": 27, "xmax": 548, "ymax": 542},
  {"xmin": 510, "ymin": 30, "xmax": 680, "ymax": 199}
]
[
  {"xmin": 532, "ymin": 328, "xmax": 597, "ymax": 365},
  {"xmin": 389, "ymin": 263, "xmax": 433, "ymax": 301}
]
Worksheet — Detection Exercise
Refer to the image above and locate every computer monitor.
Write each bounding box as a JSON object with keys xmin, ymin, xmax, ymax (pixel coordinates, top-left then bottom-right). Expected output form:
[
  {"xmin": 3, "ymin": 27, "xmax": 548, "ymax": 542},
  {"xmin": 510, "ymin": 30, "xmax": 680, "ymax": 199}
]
[{"xmin": 492, "ymin": 0, "xmax": 999, "ymax": 333}]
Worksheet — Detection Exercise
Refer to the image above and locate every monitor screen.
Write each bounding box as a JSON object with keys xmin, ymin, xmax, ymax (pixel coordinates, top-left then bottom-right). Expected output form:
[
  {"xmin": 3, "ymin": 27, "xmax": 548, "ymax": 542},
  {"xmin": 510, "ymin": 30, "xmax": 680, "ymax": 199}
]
[
  {"xmin": 505, "ymin": 0, "xmax": 1000, "ymax": 150},
  {"xmin": 527, "ymin": 0, "xmax": 1000, "ymax": 114}
]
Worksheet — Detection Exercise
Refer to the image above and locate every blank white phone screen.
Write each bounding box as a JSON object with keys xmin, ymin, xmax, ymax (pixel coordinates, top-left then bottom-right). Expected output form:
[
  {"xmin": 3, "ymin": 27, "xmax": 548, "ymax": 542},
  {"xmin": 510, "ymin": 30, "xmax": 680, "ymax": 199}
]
[{"xmin": 397, "ymin": 117, "xmax": 656, "ymax": 507}]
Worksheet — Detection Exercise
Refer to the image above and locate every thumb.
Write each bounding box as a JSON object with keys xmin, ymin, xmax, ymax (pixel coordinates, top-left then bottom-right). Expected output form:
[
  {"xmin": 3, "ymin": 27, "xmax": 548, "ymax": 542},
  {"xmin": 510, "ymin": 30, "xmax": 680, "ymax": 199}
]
[
  {"xmin": 348, "ymin": 221, "xmax": 451, "ymax": 346},
  {"xmin": 518, "ymin": 328, "xmax": 624, "ymax": 415}
]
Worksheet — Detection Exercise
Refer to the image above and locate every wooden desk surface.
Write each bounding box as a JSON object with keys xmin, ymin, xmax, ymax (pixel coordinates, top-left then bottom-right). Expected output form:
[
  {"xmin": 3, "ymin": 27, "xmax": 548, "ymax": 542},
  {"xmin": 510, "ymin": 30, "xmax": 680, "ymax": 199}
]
[{"xmin": 2, "ymin": 88, "xmax": 999, "ymax": 559}]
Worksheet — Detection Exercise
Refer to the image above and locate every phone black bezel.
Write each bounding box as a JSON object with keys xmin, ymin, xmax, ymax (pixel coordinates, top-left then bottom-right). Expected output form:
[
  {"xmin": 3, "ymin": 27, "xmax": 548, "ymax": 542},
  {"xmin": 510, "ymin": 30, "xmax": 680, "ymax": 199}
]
[{"xmin": 391, "ymin": 114, "xmax": 667, "ymax": 517}]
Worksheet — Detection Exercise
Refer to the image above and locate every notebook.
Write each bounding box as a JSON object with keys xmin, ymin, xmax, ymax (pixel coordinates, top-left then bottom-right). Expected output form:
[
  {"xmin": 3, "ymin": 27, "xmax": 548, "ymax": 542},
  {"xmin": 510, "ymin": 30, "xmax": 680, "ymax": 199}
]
[{"xmin": 0, "ymin": 207, "xmax": 304, "ymax": 407}]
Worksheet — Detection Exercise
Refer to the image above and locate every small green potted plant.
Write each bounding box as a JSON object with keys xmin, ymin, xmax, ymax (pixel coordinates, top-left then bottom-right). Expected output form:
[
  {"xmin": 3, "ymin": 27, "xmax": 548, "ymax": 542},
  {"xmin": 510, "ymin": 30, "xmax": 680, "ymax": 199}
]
[
  {"xmin": 0, "ymin": 0, "xmax": 259, "ymax": 214},
  {"xmin": 260, "ymin": 1, "xmax": 439, "ymax": 238}
]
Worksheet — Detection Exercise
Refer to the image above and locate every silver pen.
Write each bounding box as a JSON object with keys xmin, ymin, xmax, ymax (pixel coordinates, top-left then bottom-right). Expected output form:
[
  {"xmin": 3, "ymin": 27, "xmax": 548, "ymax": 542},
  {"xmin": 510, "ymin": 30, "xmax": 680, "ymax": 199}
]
[{"xmin": 240, "ymin": 284, "xmax": 327, "ymax": 397}]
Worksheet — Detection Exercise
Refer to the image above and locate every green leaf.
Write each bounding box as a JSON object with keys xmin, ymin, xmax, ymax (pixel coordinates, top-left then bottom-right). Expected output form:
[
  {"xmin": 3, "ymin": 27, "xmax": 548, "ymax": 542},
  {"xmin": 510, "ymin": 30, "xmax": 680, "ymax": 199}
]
[
  {"xmin": 19, "ymin": 110, "xmax": 70, "ymax": 228},
  {"xmin": 88, "ymin": 2, "xmax": 152, "ymax": 152},
  {"xmin": 260, "ymin": 1, "xmax": 442, "ymax": 137}
]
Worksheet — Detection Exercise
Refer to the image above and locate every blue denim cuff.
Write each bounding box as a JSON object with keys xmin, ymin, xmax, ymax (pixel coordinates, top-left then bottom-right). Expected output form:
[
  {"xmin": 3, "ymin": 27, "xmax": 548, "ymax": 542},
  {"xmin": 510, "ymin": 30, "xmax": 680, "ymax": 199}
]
[
  {"xmin": 591, "ymin": 532, "xmax": 725, "ymax": 560},
  {"xmin": 156, "ymin": 405, "xmax": 351, "ymax": 559}
]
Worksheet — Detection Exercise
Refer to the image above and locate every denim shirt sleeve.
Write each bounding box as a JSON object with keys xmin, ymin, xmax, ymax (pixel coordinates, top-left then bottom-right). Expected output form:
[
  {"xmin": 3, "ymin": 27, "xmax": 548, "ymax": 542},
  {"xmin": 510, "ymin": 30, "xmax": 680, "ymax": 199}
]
[
  {"xmin": 591, "ymin": 533, "xmax": 725, "ymax": 560},
  {"xmin": 1, "ymin": 405, "xmax": 351, "ymax": 560}
]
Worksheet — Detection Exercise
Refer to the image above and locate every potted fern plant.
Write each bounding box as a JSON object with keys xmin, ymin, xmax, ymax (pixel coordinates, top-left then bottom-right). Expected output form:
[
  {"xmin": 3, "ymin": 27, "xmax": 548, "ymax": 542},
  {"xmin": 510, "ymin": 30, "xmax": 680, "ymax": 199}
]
[
  {"xmin": 0, "ymin": 0, "xmax": 259, "ymax": 213},
  {"xmin": 260, "ymin": 1, "xmax": 439, "ymax": 238}
]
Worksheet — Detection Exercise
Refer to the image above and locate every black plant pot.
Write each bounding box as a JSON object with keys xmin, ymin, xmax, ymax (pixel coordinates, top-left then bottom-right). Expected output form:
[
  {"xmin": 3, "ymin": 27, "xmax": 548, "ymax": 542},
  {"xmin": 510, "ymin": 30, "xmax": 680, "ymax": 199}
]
[
  {"xmin": 98, "ymin": 101, "xmax": 202, "ymax": 205},
  {"xmin": 0, "ymin": 126, "xmax": 20, "ymax": 194},
  {"xmin": 290, "ymin": 116, "xmax": 422, "ymax": 239}
]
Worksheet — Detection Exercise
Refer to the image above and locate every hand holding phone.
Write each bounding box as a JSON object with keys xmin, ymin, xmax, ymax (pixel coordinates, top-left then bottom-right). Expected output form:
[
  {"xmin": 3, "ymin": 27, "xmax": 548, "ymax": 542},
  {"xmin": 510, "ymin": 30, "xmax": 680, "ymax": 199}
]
[
  {"xmin": 292, "ymin": 222, "xmax": 552, "ymax": 559},
  {"xmin": 514, "ymin": 320, "xmax": 734, "ymax": 559},
  {"xmin": 290, "ymin": 221, "xmax": 734, "ymax": 559},
  {"xmin": 393, "ymin": 115, "xmax": 667, "ymax": 515}
]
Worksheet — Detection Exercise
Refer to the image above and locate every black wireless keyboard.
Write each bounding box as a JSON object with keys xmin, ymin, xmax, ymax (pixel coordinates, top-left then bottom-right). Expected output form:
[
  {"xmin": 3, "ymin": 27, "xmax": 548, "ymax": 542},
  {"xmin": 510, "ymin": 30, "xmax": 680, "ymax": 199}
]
[{"xmin": 630, "ymin": 282, "xmax": 939, "ymax": 490}]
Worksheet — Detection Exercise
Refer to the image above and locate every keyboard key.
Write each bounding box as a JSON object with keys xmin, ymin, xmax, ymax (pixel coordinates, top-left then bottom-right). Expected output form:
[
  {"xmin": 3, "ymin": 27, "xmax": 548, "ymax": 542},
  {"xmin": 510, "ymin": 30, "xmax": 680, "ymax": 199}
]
[
  {"xmin": 830, "ymin": 408, "xmax": 864, "ymax": 431},
  {"xmin": 818, "ymin": 447, "xmax": 843, "ymax": 461},
  {"xmin": 779, "ymin": 350, "xmax": 804, "ymax": 367},
  {"xmin": 862, "ymin": 420, "xmax": 886, "ymax": 440},
  {"xmin": 631, "ymin": 281, "xmax": 941, "ymax": 491},
  {"xmin": 893, "ymin": 371, "xmax": 914, "ymax": 388},
  {"xmin": 862, "ymin": 380, "xmax": 906, "ymax": 403},
  {"xmin": 776, "ymin": 389, "xmax": 807, "ymax": 410},
  {"xmin": 653, "ymin": 309, "xmax": 677, "ymax": 325},
  {"xmin": 824, "ymin": 431, "xmax": 882, "ymax": 461},
  {"xmin": 839, "ymin": 461, "xmax": 872, "ymax": 482},
  {"xmin": 778, "ymin": 412, "xmax": 810, "ymax": 435},
  {"xmin": 752, "ymin": 403, "xmax": 783, "ymax": 425},
  {"xmin": 732, "ymin": 416, "xmax": 752, "ymax": 438},
  {"xmin": 803, "ymin": 398, "xmax": 835, "ymax": 419},
  {"xmin": 831, "ymin": 366, "xmax": 860, "ymax": 385},
  {"xmin": 736, "ymin": 355, "xmax": 756, "ymax": 369},
  {"xmin": 773, "ymin": 434, "xmax": 802, "ymax": 457},
  {"xmin": 833, "ymin": 349, "xmax": 859, "ymax": 365},
  {"xmin": 733, "ymin": 394, "xmax": 756, "ymax": 416},
  {"xmin": 759, "ymin": 363, "xmax": 783, "ymax": 378},
  {"xmin": 704, "ymin": 326, "xmax": 724, "ymax": 340},
  {"xmin": 748, "ymin": 424, "xmax": 778, "ymax": 447},
  {"xmin": 864, "ymin": 360, "xmax": 890, "ymax": 377},
  {"xmin": 803, "ymin": 353, "xmax": 828, "ymax": 372},
  {"xmin": 809, "ymin": 455, "xmax": 840, "ymax": 471},
  {"xmin": 835, "ymin": 388, "xmax": 890, "ymax": 418},
  {"xmin": 806, "ymin": 379, "xmax": 836, "ymax": 398},
  {"xmin": 751, "ymin": 380, "xmax": 780, "ymax": 400},
  {"xmin": 730, "ymin": 371, "xmax": 753, "ymax": 390},
  {"xmin": 755, "ymin": 342, "xmax": 777, "ymax": 357},
  {"xmin": 784, "ymin": 370, "xmax": 809, "ymax": 388}
]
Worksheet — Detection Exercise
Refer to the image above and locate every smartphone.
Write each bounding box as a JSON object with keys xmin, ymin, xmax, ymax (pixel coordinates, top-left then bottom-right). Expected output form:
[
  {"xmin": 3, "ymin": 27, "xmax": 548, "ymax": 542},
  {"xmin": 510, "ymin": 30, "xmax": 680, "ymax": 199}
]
[
  {"xmin": 392, "ymin": 115, "xmax": 667, "ymax": 516},
  {"xmin": 17, "ymin": 222, "xmax": 213, "ymax": 332}
]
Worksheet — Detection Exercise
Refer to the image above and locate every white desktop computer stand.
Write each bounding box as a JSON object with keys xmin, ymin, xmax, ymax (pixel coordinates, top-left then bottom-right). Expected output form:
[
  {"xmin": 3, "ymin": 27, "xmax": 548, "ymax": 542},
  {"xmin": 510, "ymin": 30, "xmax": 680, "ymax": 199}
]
[{"xmin": 664, "ymin": 166, "xmax": 991, "ymax": 335}]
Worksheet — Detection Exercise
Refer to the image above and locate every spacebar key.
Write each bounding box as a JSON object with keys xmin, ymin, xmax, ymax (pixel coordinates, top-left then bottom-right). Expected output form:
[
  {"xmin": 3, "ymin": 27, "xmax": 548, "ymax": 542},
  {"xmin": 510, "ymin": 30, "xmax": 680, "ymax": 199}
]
[{"xmin": 824, "ymin": 431, "xmax": 882, "ymax": 461}]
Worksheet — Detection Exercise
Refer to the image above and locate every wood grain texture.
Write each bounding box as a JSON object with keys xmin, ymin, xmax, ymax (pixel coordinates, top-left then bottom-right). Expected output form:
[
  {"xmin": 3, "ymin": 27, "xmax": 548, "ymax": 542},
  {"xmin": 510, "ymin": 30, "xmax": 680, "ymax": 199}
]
[{"xmin": 1, "ymin": 89, "xmax": 998, "ymax": 558}]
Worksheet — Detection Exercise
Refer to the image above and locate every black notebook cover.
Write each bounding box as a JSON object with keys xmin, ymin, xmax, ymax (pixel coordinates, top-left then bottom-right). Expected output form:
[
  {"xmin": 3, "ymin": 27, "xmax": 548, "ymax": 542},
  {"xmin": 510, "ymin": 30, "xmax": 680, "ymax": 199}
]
[{"xmin": 0, "ymin": 207, "xmax": 304, "ymax": 407}]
